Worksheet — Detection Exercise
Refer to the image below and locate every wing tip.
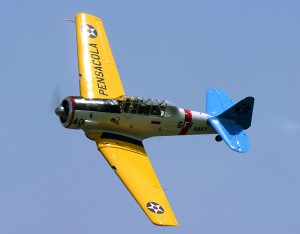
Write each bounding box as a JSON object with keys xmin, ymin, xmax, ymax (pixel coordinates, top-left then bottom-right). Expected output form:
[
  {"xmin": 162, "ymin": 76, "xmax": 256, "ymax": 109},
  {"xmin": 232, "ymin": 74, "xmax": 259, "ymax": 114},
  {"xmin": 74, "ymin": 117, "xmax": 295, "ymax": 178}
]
[
  {"xmin": 152, "ymin": 220, "xmax": 179, "ymax": 227},
  {"xmin": 75, "ymin": 12, "xmax": 102, "ymax": 21},
  {"xmin": 150, "ymin": 216, "xmax": 179, "ymax": 227}
]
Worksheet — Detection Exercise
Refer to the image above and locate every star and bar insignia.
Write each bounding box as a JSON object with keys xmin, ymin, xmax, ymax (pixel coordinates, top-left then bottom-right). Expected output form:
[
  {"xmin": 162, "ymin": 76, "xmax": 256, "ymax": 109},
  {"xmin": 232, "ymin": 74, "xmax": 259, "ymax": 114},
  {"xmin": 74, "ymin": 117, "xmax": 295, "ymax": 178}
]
[
  {"xmin": 81, "ymin": 24, "xmax": 98, "ymax": 38},
  {"xmin": 146, "ymin": 202, "xmax": 164, "ymax": 214}
]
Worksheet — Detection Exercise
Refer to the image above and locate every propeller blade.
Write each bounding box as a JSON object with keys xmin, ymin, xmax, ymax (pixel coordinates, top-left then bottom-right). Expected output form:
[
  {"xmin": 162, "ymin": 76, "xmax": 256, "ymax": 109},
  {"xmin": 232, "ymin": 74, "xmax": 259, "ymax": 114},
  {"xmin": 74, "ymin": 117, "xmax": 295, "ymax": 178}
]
[{"xmin": 49, "ymin": 85, "xmax": 62, "ymax": 114}]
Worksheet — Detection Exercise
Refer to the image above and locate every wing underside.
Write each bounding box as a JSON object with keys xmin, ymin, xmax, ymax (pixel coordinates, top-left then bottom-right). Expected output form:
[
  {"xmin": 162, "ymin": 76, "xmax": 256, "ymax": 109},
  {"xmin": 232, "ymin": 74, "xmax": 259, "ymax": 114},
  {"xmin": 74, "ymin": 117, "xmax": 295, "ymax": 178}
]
[
  {"xmin": 86, "ymin": 132, "xmax": 178, "ymax": 226},
  {"xmin": 75, "ymin": 13, "xmax": 125, "ymax": 99}
]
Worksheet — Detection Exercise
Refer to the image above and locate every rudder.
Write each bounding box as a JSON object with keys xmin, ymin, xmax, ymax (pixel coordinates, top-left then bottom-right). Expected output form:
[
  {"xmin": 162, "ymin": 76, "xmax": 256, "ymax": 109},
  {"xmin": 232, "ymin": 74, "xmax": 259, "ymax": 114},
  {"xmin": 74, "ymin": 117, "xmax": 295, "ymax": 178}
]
[{"xmin": 218, "ymin": 97, "xmax": 254, "ymax": 130}]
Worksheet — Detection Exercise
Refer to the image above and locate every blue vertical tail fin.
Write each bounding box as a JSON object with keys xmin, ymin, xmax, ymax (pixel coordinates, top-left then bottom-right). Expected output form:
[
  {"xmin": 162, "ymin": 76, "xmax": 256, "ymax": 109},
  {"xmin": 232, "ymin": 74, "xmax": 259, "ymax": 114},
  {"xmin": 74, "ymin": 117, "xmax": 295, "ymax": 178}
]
[{"xmin": 206, "ymin": 89, "xmax": 255, "ymax": 153}]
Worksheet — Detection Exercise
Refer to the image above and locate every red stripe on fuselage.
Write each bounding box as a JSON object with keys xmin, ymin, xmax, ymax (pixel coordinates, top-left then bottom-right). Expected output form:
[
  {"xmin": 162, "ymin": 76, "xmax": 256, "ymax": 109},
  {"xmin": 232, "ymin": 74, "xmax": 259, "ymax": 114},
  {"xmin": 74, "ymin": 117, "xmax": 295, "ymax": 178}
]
[
  {"xmin": 66, "ymin": 96, "xmax": 75, "ymax": 128},
  {"xmin": 179, "ymin": 109, "xmax": 192, "ymax": 135}
]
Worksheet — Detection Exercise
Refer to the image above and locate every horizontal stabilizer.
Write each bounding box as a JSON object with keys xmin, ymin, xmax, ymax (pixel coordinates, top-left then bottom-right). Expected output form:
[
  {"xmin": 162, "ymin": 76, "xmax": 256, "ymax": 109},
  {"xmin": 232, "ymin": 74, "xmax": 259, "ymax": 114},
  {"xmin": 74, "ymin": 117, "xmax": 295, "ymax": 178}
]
[
  {"xmin": 208, "ymin": 117, "xmax": 250, "ymax": 152},
  {"xmin": 206, "ymin": 89, "xmax": 234, "ymax": 116}
]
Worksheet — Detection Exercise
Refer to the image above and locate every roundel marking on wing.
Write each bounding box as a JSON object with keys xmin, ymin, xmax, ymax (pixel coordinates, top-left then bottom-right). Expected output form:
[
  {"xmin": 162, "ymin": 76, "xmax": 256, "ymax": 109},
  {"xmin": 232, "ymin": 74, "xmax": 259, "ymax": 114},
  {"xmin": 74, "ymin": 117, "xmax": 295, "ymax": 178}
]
[
  {"xmin": 81, "ymin": 24, "xmax": 98, "ymax": 38},
  {"xmin": 146, "ymin": 202, "xmax": 164, "ymax": 214}
]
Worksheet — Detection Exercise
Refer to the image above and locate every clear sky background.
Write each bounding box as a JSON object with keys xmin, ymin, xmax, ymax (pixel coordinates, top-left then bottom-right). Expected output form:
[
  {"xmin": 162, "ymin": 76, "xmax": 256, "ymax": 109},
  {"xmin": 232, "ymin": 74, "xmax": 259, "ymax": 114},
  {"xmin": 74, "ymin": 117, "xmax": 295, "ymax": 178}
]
[{"xmin": 0, "ymin": 0, "xmax": 299, "ymax": 233}]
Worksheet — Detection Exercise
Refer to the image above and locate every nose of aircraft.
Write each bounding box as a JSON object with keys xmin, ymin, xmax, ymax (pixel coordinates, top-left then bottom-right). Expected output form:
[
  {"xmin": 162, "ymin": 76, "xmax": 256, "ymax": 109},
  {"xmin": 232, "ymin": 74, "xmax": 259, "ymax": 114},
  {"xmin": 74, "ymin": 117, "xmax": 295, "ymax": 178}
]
[{"xmin": 55, "ymin": 106, "xmax": 65, "ymax": 116}]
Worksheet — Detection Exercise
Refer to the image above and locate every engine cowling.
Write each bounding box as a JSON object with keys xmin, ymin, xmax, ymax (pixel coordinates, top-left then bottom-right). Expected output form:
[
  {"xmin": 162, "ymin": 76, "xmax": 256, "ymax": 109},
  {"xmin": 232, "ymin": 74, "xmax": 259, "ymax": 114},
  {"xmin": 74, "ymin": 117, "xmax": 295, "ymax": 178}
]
[
  {"xmin": 55, "ymin": 96, "xmax": 120, "ymax": 129},
  {"xmin": 55, "ymin": 96, "xmax": 86, "ymax": 129}
]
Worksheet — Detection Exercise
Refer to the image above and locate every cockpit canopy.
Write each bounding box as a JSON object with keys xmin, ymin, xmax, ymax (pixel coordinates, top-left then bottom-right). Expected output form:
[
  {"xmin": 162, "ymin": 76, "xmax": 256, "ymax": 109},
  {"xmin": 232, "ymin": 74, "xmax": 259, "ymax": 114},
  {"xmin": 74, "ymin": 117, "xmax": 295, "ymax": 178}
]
[
  {"xmin": 121, "ymin": 96, "xmax": 168, "ymax": 116},
  {"xmin": 73, "ymin": 95, "xmax": 178, "ymax": 117}
]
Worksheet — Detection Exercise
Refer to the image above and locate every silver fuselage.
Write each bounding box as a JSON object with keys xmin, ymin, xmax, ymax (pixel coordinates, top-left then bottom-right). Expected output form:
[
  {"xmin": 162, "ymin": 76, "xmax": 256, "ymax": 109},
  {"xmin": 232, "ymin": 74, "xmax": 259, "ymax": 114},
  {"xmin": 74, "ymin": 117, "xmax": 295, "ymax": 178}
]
[{"xmin": 57, "ymin": 96, "xmax": 216, "ymax": 140}]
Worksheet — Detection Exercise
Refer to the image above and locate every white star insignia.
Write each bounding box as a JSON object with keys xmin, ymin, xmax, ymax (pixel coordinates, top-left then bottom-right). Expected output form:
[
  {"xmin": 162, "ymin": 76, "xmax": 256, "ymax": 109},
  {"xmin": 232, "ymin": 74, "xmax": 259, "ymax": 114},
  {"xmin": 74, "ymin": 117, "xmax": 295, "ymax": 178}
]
[
  {"xmin": 81, "ymin": 24, "xmax": 97, "ymax": 38},
  {"xmin": 147, "ymin": 202, "xmax": 164, "ymax": 214}
]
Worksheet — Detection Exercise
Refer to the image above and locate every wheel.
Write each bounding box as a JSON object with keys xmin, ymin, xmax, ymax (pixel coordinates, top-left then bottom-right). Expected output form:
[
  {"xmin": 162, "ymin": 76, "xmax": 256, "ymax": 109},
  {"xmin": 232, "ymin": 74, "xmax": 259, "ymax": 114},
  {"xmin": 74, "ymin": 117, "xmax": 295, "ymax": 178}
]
[{"xmin": 215, "ymin": 135, "xmax": 222, "ymax": 142}]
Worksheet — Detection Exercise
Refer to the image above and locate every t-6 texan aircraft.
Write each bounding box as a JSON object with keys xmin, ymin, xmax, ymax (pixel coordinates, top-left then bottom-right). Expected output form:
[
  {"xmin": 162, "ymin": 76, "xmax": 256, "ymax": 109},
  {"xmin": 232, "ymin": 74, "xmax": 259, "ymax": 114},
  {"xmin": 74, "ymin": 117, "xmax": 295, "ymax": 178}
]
[{"xmin": 55, "ymin": 13, "xmax": 254, "ymax": 226}]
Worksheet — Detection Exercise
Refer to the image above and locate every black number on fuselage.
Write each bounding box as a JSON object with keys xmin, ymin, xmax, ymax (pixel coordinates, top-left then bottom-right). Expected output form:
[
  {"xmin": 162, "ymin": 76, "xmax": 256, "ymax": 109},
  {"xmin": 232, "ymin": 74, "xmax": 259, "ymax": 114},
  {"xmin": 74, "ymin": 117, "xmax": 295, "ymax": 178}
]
[{"xmin": 72, "ymin": 118, "xmax": 85, "ymax": 127}]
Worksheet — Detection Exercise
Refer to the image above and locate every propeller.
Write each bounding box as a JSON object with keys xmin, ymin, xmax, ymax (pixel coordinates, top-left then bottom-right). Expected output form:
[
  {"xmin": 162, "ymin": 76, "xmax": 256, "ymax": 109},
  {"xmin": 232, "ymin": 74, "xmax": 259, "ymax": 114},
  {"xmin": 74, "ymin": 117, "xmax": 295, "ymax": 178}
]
[{"xmin": 49, "ymin": 85, "xmax": 62, "ymax": 116}]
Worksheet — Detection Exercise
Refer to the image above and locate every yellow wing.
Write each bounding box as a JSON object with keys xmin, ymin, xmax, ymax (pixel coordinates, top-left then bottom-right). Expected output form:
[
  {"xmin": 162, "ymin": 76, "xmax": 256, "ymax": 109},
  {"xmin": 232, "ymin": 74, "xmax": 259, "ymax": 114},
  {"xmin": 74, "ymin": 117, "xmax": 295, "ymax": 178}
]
[
  {"xmin": 75, "ymin": 13, "xmax": 125, "ymax": 99},
  {"xmin": 86, "ymin": 132, "xmax": 178, "ymax": 226}
]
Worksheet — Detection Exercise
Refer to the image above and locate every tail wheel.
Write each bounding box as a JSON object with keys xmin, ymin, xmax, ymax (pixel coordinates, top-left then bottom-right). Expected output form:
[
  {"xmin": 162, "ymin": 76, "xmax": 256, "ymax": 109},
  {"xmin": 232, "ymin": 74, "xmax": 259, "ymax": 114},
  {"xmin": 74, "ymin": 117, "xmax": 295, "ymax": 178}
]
[{"xmin": 215, "ymin": 135, "xmax": 222, "ymax": 142}]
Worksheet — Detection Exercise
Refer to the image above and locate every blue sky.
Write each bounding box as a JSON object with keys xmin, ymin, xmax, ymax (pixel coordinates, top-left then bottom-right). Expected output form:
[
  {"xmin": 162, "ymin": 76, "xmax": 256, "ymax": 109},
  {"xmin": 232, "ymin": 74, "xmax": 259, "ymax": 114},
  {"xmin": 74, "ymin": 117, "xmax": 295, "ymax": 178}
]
[{"xmin": 0, "ymin": 0, "xmax": 299, "ymax": 233}]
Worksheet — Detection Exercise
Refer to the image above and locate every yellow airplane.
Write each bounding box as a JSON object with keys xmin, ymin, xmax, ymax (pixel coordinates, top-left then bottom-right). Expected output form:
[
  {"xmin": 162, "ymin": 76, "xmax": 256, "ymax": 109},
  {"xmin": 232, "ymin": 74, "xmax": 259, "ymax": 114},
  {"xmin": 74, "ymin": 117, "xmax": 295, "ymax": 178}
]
[{"xmin": 55, "ymin": 13, "xmax": 254, "ymax": 226}]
